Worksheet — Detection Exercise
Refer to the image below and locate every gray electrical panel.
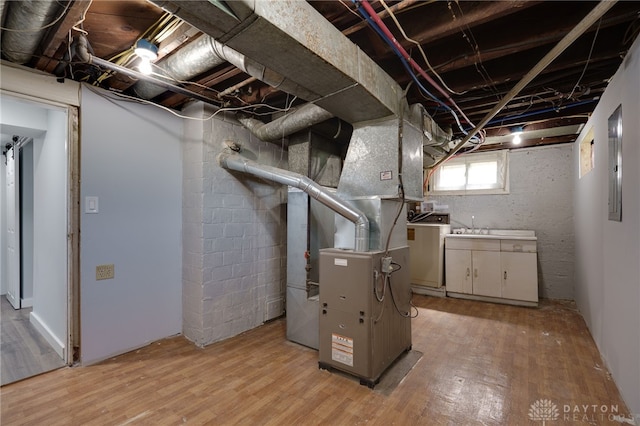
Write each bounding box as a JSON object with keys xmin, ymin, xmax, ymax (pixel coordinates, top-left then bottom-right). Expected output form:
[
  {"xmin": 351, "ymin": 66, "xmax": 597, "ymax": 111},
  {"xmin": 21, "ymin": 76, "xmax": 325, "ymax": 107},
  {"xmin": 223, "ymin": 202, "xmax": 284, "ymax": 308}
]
[{"xmin": 318, "ymin": 247, "xmax": 412, "ymax": 387}]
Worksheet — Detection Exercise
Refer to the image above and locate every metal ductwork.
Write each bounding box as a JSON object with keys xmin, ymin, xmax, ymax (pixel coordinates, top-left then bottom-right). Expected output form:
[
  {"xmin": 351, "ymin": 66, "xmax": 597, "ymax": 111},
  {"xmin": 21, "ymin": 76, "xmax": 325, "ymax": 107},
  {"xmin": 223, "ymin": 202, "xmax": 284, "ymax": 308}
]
[
  {"xmin": 1, "ymin": 0, "xmax": 62, "ymax": 64},
  {"xmin": 218, "ymin": 152, "xmax": 370, "ymax": 252},
  {"xmin": 236, "ymin": 103, "xmax": 334, "ymax": 143},
  {"xmin": 134, "ymin": 34, "xmax": 230, "ymax": 100},
  {"xmin": 150, "ymin": 0, "xmax": 402, "ymax": 124}
]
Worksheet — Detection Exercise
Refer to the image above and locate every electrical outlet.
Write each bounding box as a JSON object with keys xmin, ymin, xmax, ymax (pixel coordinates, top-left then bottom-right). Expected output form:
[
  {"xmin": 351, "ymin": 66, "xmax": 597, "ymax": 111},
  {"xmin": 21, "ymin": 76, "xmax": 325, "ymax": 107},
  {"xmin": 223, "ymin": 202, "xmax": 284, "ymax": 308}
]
[
  {"xmin": 96, "ymin": 264, "xmax": 115, "ymax": 280},
  {"xmin": 381, "ymin": 256, "xmax": 393, "ymax": 273}
]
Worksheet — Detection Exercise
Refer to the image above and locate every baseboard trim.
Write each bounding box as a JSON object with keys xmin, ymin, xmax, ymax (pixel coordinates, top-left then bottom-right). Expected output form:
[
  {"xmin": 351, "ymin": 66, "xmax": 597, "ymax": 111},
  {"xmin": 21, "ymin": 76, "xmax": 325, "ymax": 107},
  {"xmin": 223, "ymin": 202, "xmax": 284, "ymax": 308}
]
[
  {"xmin": 30, "ymin": 311, "xmax": 65, "ymax": 359},
  {"xmin": 21, "ymin": 297, "xmax": 34, "ymax": 308}
]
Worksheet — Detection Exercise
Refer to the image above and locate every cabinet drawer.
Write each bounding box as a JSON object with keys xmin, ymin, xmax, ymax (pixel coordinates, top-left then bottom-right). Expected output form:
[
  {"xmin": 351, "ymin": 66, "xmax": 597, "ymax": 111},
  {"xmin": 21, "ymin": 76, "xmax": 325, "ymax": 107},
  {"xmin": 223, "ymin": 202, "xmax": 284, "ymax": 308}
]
[
  {"xmin": 446, "ymin": 237, "xmax": 500, "ymax": 251},
  {"xmin": 500, "ymin": 239, "xmax": 537, "ymax": 253}
]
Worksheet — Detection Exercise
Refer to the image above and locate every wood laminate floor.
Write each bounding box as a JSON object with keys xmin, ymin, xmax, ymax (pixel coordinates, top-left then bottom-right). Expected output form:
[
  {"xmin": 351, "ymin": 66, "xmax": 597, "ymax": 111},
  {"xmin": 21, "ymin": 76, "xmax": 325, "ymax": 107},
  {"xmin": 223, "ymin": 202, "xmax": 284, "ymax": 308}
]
[
  {"xmin": 0, "ymin": 296, "xmax": 65, "ymax": 386},
  {"xmin": 0, "ymin": 296, "xmax": 633, "ymax": 425}
]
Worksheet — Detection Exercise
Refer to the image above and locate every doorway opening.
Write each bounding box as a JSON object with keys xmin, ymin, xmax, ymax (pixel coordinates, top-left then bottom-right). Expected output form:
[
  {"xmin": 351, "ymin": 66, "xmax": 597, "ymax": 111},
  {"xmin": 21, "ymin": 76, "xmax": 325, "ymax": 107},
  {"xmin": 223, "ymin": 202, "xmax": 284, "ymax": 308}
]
[{"xmin": 0, "ymin": 94, "xmax": 79, "ymax": 385}]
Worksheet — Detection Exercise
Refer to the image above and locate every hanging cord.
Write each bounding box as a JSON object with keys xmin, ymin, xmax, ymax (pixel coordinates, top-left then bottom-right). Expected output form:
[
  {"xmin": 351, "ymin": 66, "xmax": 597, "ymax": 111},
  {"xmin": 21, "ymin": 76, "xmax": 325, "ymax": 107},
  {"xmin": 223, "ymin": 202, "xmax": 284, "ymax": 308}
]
[
  {"xmin": 378, "ymin": 0, "xmax": 466, "ymax": 96},
  {"xmin": 387, "ymin": 263, "xmax": 419, "ymax": 319},
  {"xmin": 568, "ymin": 18, "xmax": 602, "ymax": 100}
]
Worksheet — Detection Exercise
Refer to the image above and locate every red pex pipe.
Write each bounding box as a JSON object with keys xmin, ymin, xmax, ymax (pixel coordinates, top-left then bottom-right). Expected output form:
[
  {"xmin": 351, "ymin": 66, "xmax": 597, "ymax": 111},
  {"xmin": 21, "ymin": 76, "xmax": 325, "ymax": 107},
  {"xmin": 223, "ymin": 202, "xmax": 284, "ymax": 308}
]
[{"xmin": 359, "ymin": 0, "xmax": 475, "ymax": 128}]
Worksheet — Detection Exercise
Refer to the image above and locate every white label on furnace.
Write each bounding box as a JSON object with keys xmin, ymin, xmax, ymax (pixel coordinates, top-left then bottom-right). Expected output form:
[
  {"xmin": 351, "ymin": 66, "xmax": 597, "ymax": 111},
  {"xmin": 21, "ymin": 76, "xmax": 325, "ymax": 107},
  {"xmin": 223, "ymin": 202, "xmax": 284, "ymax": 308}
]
[
  {"xmin": 334, "ymin": 258, "xmax": 348, "ymax": 267},
  {"xmin": 380, "ymin": 170, "xmax": 393, "ymax": 180},
  {"xmin": 331, "ymin": 333, "xmax": 353, "ymax": 367}
]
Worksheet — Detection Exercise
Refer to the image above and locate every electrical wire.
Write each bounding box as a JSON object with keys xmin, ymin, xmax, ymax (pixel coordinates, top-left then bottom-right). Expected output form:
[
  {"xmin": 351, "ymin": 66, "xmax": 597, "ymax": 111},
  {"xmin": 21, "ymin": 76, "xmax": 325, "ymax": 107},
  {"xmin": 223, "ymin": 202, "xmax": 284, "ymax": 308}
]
[
  {"xmin": 355, "ymin": 0, "xmax": 484, "ymax": 147},
  {"xmin": 71, "ymin": 0, "xmax": 93, "ymax": 35},
  {"xmin": 486, "ymin": 98, "xmax": 598, "ymax": 126},
  {"xmin": 387, "ymin": 267, "xmax": 419, "ymax": 319},
  {"xmin": 83, "ymin": 82, "xmax": 299, "ymax": 121},
  {"xmin": 448, "ymin": 0, "xmax": 500, "ymax": 100},
  {"xmin": 568, "ymin": 18, "xmax": 601, "ymax": 100},
  {"xmin": 338, "ymin": 0, "xmax": 364, "ymax": 21},
  {"xmin": 0, "ymin": 0, "xmax": 71, "ymax": 32},
  {"xmin": 358, "ymin": 0, "xmax": 475, "ymax": 129},
  {"xmin": 354, "ymin": 3, "xmax": 464, "ymax": 132},
  {"xmin": 378, "ymin": 0, "xmax": 466, "ymax": 96}
]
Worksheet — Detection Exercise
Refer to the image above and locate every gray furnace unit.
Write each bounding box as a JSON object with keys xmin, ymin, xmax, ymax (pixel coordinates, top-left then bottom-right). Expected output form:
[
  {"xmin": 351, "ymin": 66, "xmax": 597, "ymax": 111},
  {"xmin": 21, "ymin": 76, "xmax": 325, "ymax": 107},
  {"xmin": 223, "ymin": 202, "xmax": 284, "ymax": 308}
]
[{"xmin": 318, "ymin": 246, "xmax": 412, "ymax": 387}]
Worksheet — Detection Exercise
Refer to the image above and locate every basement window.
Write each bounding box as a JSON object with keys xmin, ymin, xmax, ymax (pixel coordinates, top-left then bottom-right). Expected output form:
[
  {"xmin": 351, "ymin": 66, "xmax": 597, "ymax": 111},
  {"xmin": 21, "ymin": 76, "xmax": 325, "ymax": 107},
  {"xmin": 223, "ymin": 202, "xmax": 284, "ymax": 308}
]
[
  {"xmin": 429, "ymin": 150, "xmax": 509, "ymax": 195},
  {"xmin": 579, "ymin": 126, "xmax": 595, "ymax": 178}
]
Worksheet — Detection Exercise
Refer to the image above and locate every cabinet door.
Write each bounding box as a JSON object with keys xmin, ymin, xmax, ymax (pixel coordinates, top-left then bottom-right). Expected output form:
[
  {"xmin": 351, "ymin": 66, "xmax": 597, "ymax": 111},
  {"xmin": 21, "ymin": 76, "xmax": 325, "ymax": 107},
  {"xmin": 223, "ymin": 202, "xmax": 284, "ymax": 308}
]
[
  {"xmin": 501, "ymin": 252, "xmax": 538, "ymax": 302},
  {"xmin": 471, "ymin": 250, "xmax": 502, "ymax": 297},
  {"xmin": 445, "ymin": 249, "xmax": 472, "ymax": 294}
]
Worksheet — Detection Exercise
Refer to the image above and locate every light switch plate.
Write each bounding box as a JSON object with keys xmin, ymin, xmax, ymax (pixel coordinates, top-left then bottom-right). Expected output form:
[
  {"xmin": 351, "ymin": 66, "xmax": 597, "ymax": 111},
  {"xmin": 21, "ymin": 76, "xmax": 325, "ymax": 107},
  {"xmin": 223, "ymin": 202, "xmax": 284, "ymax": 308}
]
[{"xmin": 85, "ymin": 196, "xmax": 99, "ymax": 214}]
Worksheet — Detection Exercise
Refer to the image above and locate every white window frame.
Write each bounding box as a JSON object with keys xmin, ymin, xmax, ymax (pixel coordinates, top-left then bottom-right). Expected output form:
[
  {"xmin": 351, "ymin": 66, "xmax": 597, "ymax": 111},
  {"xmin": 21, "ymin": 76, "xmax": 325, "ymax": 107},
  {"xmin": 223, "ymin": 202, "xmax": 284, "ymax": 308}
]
[{"xmin": 428, "ymin": 150, "xmax": 510, "ymax": 195}]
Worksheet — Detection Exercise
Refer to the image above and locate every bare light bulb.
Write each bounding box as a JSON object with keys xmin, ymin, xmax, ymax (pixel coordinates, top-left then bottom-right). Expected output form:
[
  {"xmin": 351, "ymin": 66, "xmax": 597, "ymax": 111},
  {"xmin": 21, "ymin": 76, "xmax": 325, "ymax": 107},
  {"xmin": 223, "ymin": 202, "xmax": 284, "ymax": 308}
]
[
  {"xmin": 138, "ymin": 58, "xmax": 152, "ymax": 75},
  {"xmin": 512, "ymin": 133, "xmax": 522, "ymax": 145}
]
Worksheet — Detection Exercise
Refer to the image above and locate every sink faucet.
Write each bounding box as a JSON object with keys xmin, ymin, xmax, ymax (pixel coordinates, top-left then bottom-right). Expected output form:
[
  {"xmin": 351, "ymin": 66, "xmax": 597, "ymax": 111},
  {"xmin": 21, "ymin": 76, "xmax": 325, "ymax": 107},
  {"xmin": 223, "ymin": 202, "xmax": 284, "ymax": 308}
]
[{"xmin": 471, "ymin": 215, "xmax": 475, "ymax": 233}]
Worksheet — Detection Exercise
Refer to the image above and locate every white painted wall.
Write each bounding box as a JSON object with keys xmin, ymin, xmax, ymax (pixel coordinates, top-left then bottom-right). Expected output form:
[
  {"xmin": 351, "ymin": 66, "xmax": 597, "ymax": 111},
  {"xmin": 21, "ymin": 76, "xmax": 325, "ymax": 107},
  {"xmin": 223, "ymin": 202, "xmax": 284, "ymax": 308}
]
[
  {"xmin": 429, "ymin": 144, "xmax": 575, "ymax": 299},
  {"xmin": 182, "ymin": 103, "xmax": 286, "ymax": 346},
  {"xmin": 31, "ymin": 108, "xmax": 68, "ymax": 358},
  {"xmin": 80, "ymin": 87, "xmax": 182, "ymax": 364},
  {"xmin": 574, "ymin": 36, "xmax": 640, "ymax": 416}
]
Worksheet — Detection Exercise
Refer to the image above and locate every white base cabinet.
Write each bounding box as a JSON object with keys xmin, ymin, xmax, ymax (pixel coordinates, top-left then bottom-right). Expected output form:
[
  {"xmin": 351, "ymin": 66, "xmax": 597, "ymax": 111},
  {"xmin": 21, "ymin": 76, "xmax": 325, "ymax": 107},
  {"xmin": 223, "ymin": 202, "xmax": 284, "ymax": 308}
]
[{"xmin": 445, "ymin": 235, "xmax": 538, "ymax": 306}]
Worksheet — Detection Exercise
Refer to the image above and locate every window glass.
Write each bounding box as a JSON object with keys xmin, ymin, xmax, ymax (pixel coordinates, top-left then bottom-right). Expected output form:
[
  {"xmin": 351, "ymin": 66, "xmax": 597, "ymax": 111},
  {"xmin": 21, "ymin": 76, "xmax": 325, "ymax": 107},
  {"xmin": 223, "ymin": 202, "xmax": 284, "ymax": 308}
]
[{"xmin": 429, "ymin": 150, "xmax": 508, "ymax": 195}]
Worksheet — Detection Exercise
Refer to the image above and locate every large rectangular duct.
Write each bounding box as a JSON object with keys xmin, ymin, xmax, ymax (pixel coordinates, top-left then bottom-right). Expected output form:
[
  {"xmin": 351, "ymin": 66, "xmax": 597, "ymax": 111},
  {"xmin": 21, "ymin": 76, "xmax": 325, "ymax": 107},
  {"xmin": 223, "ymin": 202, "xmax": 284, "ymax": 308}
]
[
  {"xmin": 151, "ymin": 0, "xmax": 401, "ymax": 124},
  {"xmin": 337, "ymin": 104, "xmax": 426, "ymax": 202}
]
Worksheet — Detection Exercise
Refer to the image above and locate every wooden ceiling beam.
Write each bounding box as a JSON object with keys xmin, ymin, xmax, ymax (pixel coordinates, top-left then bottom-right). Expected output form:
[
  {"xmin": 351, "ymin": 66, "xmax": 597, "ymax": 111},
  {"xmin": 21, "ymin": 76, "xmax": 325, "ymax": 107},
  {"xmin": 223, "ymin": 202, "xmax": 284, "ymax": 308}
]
[
  {"xmin": 394, "ymin": 1, "xmax": 542, "ymax": 51},
  {"xmin": 160, "ymin": 65, "xmax": 244, "ymax": 108},
  {"xmin": 35, "ymin": 0, "xmax": 93, "ymax": 73},
  {"xmin": 469, "ymin": 134, "xmax": 578, "ymax": 152}
]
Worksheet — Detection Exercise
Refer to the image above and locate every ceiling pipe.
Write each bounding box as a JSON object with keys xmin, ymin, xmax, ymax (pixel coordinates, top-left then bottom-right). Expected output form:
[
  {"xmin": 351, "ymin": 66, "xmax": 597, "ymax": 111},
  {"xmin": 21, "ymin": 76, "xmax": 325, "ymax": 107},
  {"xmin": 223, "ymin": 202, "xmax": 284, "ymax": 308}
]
[
  {"xmin": 1, "ymin": 0, "xmax": 63, "ymax": 64},
  {"xmin": 217, "ymin": 76, "xmax": 257, "ymax": 99},
  {"xmin": 72, "ymin": 35, "xmax": 222, "ymax": 108},
  {"xmin": 129, "ymin": 31, "xmax": 337, "ymax": 142},
  {"xmin": 218, "ymin": 152, "xmax": 370, "ymax": 252},
  {"xmin": 430, "ymin": 0, "xmax": 617, "ymax": 170},
  {"xmin": 0, "ymin": 1, "xmax": 7, "ymax": 28},
  {"xmin": 237, "ymin": 103, "xmax": 334, "ymax": 142},
  {"xmin": 134, "ymin": 33, "xmax": 231, "ymax": 100}
]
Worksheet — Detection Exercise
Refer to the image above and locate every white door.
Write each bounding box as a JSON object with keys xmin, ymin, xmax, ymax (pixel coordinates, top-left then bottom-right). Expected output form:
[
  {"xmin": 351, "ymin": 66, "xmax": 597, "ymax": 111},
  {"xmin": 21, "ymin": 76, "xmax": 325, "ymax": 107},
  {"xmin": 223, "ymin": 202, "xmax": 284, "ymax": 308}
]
[{"xmin": 5, "ymin": 145, "xmax": 21, "ymax": 309}]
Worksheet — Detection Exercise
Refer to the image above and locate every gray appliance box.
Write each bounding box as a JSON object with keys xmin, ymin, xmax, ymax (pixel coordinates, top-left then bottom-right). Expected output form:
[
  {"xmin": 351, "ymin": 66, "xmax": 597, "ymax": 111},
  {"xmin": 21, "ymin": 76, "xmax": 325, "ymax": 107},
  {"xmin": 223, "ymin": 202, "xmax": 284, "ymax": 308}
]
[{"xmin": 318, "ymin": 247, "xmax": 412, "ymax": 386}]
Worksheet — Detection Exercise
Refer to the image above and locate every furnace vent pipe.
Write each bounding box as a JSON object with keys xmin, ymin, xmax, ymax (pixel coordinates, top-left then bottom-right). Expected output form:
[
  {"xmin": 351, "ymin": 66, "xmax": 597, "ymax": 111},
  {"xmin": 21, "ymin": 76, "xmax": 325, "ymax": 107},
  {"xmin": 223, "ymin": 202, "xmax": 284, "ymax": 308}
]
[
  {"xmin": 218, "ymin": 152, "xmax": 370, "ymax": 252},
  {"xmin": 1, "ymin": 0, "xmax": 62, "ymax": 64},
  {"xmin": 237, "ymin": 103, "xmax": 334, "ymax": 142}
]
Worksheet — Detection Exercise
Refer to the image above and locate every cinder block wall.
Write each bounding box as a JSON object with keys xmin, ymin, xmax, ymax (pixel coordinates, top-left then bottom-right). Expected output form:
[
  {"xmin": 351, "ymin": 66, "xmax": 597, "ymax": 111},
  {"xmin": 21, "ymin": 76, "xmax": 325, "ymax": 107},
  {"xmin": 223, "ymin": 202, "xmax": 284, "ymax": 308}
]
[
  {"xmin": 429, "ymin": 144, "xmax": 575, "ymax": 300},
  {"xmin": 182, "ymin": 103, "xmax": 287, "ymax": 346}
]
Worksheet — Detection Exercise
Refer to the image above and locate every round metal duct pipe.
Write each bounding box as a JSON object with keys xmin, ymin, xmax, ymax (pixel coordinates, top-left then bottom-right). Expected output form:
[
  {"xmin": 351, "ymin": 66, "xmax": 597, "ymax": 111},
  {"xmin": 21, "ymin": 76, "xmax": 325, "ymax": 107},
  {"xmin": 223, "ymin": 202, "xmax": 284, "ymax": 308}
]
[
  {"xmin": 236, "ymin": 103, "xmax": 334, "ymax": 142},
  {"xmin": 1, "ymin": 0, "xmax": 62, "ymax": 64},
  {"xmin": 218, "ymin": 152, "xmax": 370, "ymax": 252},
  {"xmin": 134, "ymin": 34, "xmax": 230, "ymax": 99}
]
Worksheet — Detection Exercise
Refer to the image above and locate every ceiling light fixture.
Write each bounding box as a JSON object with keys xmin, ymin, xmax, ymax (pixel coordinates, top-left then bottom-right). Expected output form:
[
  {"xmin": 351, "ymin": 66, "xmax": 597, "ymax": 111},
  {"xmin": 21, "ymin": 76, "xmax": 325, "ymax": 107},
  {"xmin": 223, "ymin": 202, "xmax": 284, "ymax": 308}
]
[
  {"xmin": 134, "ymin": 39, "xmax": 158, "ymax": 75},
  {"xmin": 511, "ymin": 126, "xmax": 523, "ymax": 145}
]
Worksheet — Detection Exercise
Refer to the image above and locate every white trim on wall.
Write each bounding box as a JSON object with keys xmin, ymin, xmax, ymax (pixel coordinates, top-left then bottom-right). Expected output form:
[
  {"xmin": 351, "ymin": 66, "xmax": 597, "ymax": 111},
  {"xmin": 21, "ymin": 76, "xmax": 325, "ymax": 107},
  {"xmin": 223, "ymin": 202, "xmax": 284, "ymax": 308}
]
[{"xmin": 30, "ymin": 311, "xmax": 65, "ymax": 359}]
